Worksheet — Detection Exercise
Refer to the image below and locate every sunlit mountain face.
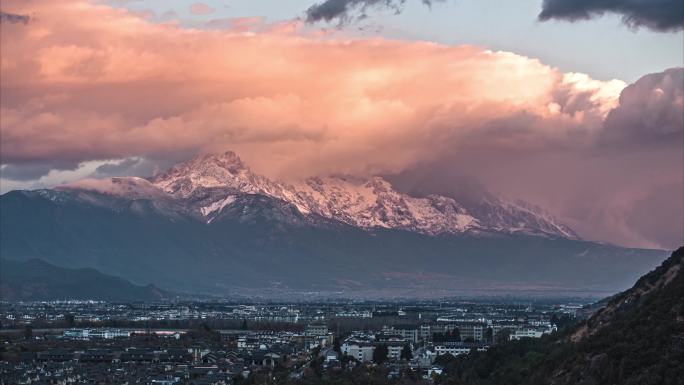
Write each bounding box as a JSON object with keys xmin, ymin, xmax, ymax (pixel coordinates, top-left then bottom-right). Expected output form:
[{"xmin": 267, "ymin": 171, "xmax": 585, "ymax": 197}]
[
  {"xmin": 0, "ymin": 0, "xmax": 681, "ymax": 300},
  {"xmin": 139, "ymin": 151, "xmax": 575, "ymax": 238}
]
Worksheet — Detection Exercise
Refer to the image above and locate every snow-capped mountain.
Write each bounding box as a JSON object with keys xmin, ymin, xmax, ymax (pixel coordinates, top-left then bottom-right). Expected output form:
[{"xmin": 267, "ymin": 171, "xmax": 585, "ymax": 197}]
[
  {"xmin": 63, "ymin": 151, "xmax": 575, "ymax": 238},
  {"xmin": 3, "ymin": 151, "xmax": 666, "ymax": 297}
]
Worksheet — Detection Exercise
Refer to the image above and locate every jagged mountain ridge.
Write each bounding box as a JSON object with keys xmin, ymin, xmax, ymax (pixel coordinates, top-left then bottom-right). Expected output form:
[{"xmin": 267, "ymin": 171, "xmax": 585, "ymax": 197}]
[{"xmin": 64, "ymin": 151, "xmax": 576, "ymax": 238}]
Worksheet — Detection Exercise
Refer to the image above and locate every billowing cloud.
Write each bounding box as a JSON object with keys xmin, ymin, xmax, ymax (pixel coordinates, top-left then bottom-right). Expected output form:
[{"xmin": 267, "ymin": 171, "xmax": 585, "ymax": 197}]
[
  {"xmin": 0, "ymin": 0, "xmax": 680, "ymax": 249},
  {"xmin": 602, "ymin": 67, "xmax": 683, "ymax": 145},
  {"xmin": 94, "ymin": 158, "xmax": 142, "ymax": 175},
  {"xmin": 91, "ymin": 156, "xmax": 185, "ymax": 178},
  {"xmin": 539, "ymin": 0, "xmax": 684, "ymax": 32},
  {"xmin": 305, "ymin": 0, "xmax": 442, "ymax": 24},
  {"xmin": 0, "ymin": 0, "xmax": 623, "ymax": 177},
  {"xmin": 190, "ymin": 2, "xmax": 215, "ymax": 15},
  {"xmin": 390, "ymin": 68, "xmax": 683, "ymax": 250}
]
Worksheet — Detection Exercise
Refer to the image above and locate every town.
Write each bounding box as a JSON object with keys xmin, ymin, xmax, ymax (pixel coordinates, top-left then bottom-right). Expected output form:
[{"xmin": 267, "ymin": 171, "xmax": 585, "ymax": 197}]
[{"xmin": 0, "ymin": 299, "xmax": 584, "ymax": 384}]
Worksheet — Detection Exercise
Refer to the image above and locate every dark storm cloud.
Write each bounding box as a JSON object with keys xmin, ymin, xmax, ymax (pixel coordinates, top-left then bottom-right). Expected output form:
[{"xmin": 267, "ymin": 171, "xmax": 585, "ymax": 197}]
[
  {"xmin": 305, "ymin": 0, "xmax": 441, "ymax": 24},
  {"xmin": 602, "ymin": 67, "xmax": 684, "ymax": 145},
  {"xmin": 539, "ymin": 0, "xmax": 684, "ymax": 32},
  {"xmin": 0, "ymin": 161, "xmax": 80, "ymax": 181},
  {"xmin": 385, "ymin": 171, "xmax": 496, "ymax": 208},
  {"xmin": 0, "ymin": 11, "xmax": 30, "ymax": 24}
]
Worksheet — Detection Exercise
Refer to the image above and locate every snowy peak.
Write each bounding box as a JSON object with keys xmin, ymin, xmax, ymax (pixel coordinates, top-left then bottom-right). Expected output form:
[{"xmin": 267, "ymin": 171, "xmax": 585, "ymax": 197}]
[
  {"xmin": 61, "ymin": 151, "xmax": 577, "ymax": 239},
  {"xmin": 150, "ymin": 151, "xmax": 272, "ymax": 198},
  {"xmin": 150, "ymin": 153, "xmax": 480, "ymax": 234}
]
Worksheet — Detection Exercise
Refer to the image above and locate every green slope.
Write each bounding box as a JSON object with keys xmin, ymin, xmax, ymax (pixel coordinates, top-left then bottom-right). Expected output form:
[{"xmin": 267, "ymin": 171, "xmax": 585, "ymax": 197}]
[{"xmin": 438, "ymin": 246, "xmax": 684, "ymax": 385}]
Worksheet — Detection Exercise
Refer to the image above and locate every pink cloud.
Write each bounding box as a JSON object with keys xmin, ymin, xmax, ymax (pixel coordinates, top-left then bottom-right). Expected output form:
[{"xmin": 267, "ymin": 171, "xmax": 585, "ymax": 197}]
[
  {"xmin": 0, "ymin": 0, "xmax": 624, "ymax": 176},
  {"xmin": 1, "ymin": 0, "xmax": 679, "ymax": 248},
  {"xmin": 190, "ymin": 2, "xmax": 215, "ymax": 15}
]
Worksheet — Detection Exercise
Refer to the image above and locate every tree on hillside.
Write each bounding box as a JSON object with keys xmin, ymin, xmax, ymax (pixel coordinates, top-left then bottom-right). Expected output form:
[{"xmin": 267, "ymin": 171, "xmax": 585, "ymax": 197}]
[
  {"xmin": 484, "ymin": 327, "xmax": 493, "ymax": 343},
  {"xmin": 435, "ymin": 328, "xmax": 461, "ymax": 342},
  {"xmin": 373, "ymin": 344, "xmax": 388, "ymax": 364},
  {"xmin": 65, "ymin": 313, "xmax": 75, "ymax": 328},
  {"xmin": 495, "ymin": 329, "xmax": 511, "ymax": 344},
  {"xmin": 23, "ymin": 325, "xmax": 32, "ymax": 340},
  {"xmin": 451, "ymin": 328, "xmax": 461, "ymax": 341},
  {"xmin": 550, "ymin": 313, "xmax": 574, "ymax": 330},
  {"xmin": 400, "ymin": 344, "xmax": 413, "ymax": 361},
  {"xmin": 333, "ymin": 337, "xmax": 342, "ymax": 354}
]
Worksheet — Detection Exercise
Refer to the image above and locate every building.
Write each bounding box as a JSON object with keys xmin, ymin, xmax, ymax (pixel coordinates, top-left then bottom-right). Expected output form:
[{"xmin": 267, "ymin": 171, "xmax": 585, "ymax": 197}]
[
  {"xmin": 334, "ymin": 310, "xmax": 372, "ymax": 318},
  {"xmin": 454, "ymin": 323, "xmax": 486, "ymax": 342},
  {"xmin": 509, "ymin": 327, "xmax": 554, "ymax": 340},
  {"xmin": 434, "ymin": 342, "xmax": 489, "ymax": 356},
  {"xmin": 386, "ymin": 343, "xmax": 407, "ymax": 360},
  {"xmin": 375, "ymin": 333, "xmax": 411, "ymax": 360},
  {"xmin": 63, "ymin": 328, "xmax": 131, "ymax": 340},
  {"xmin": 341, "ymin": 339, "xmax": 375, "ymax": 362},
  {"xmin": 418, "ymin": 324, "xmax": 432, "ymax": 341},
  {"xmin": 322, "ymin": 348, "xmax": 339, "ymax": 363},
  {"xmin": 305, "ymin": 323, "xmax": 328, "ymax": 336},
  {"xmin": 78, "ymin": 349, "xmax": 114, "ymax": 363},
  {"xmin": 120, "ymin": 348, "xmax": 155, "ymax": 363},
  {"xmin": 382, "ymin": 325, "xmax": 419, "ymax": 343}
]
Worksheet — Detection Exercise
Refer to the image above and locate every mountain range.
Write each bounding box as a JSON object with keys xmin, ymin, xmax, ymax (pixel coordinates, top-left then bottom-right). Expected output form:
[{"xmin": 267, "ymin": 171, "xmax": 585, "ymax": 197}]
[
  {"xmin": 0, "ymin": 151, "xmax": 667, "ymax": 298},
  {"xmin": 66, "ymin": 151, "xmax": 577, "ymax": 238}
]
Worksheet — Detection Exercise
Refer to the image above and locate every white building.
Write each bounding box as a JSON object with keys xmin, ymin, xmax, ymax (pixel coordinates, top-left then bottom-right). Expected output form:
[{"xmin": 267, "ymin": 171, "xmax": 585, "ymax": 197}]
[
  {"xmin": 335, "ymin": 310, "xmax": 372, "ymax": 318},
  {"xmin": 509, "ymin": 327, "xmax": 553, "ymax": 340},
  {"xmin": 386, "ymin": 343, "xmax": 406, "ymax": 360},
  {"xmin": 434, "ymin": 342, "xmax": 488, "ymax": 356},
  {"xmin": 341, "ymin": 341, "xmax": 374, "ymax": 362},
  {"xmin": 63, "ymin": 329, "xmax": 131, "ymax": 340}
]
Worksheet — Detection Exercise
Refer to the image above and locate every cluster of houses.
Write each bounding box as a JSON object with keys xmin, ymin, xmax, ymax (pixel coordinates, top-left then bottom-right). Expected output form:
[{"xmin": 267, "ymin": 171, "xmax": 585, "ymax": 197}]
[
  {"xmin": 333, "ymin": 319, "xmax": 556, "ymax": 368},
  {"xmin": 1, "ymin": 348, "xmax": 242, "ymax": 385},
  {"xmin": 0, "ymin": 324, "xmax": 337, "ymax": 384},
  {"xmin": 317, "ymin": 318, "xmax": 555, "ymax": 369},
  {"xmin": 1, "ymin": 316, "xmax": 558, "ymax": 384}
]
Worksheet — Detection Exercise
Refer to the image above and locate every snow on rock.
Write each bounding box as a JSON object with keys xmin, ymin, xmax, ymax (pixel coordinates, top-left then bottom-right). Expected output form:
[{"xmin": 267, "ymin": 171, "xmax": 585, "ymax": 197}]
[
  {"xmin": 291, "ymin": 176, "xmax": 478, "ymax": 234},
  {"xmin": 146, "ymin": 151, "xmax": 577, "ymax": 238},
  {"xmin": 200, "ymin": 195, "xmax": 236, "ymax": 219}
]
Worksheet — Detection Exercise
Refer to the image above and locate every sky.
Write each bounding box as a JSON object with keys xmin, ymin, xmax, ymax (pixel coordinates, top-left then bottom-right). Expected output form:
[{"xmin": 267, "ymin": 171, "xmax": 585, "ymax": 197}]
[{"xmin": 0, "ymin": 0, "xmax": 682, "ymax": 250}]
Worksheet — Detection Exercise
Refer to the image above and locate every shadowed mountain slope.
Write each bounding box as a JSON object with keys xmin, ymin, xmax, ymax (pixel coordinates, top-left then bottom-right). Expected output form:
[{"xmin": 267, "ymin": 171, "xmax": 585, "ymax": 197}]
[
  {"xmin": 441, "ymin": 246, "xmax": 684, "ymax": 385},
  {"xmin": 0, "ymin": 258, "xmax": 169, "ymax": 302},
  {"xmin": 0, "ymin": 186, "xmax": 665, "ymax": 298}
]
